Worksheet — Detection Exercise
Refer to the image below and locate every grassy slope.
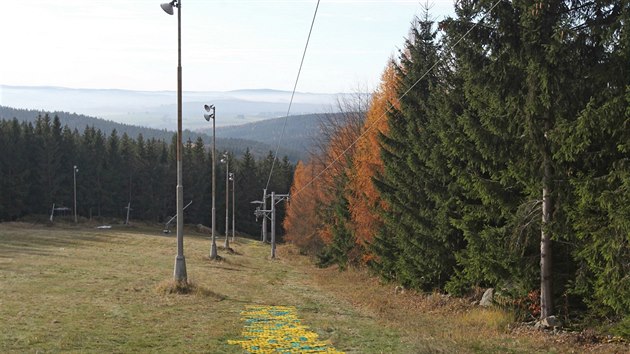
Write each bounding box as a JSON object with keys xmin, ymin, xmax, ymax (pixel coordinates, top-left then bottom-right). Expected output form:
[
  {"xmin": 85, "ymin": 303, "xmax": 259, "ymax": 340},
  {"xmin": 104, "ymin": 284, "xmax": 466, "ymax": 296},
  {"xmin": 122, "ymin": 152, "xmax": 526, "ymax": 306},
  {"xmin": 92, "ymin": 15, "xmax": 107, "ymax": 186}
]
[{"xmin": 0, "ymin": 223, "xmax": 626, "ymax": 353}]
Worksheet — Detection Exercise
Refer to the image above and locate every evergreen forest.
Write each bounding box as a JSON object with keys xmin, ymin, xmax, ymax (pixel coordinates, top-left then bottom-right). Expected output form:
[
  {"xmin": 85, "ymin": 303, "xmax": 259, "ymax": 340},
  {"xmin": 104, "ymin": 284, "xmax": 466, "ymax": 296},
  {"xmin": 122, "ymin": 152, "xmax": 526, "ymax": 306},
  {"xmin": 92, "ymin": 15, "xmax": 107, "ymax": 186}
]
[
  {"xmin": 0, "ymin": 114, "xmax": 294, "ymax": 238},
  {"xmin": 283, "ymin": 0, "xmax": 629, "ymax": 335}
]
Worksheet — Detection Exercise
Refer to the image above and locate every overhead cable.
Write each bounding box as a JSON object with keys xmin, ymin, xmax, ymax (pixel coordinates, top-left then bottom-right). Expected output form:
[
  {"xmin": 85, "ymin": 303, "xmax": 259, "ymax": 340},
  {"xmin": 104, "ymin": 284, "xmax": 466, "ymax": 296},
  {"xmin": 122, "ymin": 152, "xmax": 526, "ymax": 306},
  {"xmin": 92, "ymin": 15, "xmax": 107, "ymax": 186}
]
[
  {"xmin": 265, "ymin": 0, "xmax": 321, "ymax": 191},
  {"xmin": 291, "ymin": 0, "xmax": 504, "ymax": 198}
]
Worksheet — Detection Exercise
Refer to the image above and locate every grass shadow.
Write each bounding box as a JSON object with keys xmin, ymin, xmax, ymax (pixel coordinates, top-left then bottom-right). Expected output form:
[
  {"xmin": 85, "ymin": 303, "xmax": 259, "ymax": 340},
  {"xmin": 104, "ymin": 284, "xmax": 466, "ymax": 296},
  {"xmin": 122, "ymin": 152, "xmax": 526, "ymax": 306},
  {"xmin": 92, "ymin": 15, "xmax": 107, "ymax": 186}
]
[
  {"xmin": 0, "ymin": 224, "xmax": 113, "ymax": 259},
  {"xmin": 155, "ymin": 279, "xmax": 226, "ymax": 301}
]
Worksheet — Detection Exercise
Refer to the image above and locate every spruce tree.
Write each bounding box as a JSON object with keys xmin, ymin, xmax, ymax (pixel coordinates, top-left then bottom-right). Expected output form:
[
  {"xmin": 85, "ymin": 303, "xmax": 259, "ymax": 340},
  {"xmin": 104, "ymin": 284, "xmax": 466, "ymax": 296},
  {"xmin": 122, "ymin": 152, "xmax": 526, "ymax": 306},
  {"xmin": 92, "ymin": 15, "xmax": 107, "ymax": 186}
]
[
  {"xmin": 80, "ymin": 126, "xmax": 107, "ymax": 219},
  {"xmin": 105, "ymin": 129, "xmax": 122, "ymax": 216},
  {"xmin": 235, "ymin": 148, "xmax": 260, "ymax": 236},
  {"xmin": 187, "ymin": 137, "xmax": 209, "ymax": 224},
  {"xmin": 119, "ymin": 132, "xmax": 136, "ymax": 221},
  {"xmin": 34, "ymin": 114, "xmax": 63, "ymax": 213},
  {"xmin": 317, "ymin": 173, "xmax": 356, "ymax": 270},
  {"xmin": 0, "ymin": 119, "xmax": 29, "ymax": 220},
  {"xmin": 442, "ymin": 0, "xmax": 625, "ymax": 318},
  {"xmin": 554, "ymin": 0, "xmax": 630, "ymax": 319},
  {"xmin": 372, "ymin": 14, "xmax": 458, "ymax": 290}
]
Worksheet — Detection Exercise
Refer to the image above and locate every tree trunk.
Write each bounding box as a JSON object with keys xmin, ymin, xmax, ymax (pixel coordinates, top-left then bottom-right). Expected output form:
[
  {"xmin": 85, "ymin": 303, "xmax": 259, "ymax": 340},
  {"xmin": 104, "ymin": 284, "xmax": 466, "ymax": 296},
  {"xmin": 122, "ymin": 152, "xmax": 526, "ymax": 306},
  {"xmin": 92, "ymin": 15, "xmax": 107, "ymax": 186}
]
[{"xmin": 540, "ymin": 157, "xmax": 553, "ymax": 318}]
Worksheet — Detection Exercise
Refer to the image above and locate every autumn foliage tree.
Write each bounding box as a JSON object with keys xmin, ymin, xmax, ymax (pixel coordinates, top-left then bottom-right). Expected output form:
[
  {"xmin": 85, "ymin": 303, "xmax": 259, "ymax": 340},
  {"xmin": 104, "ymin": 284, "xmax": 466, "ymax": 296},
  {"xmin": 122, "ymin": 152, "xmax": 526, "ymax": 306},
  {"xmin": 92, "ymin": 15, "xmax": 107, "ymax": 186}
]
[
  {"xmin": 284, "ymin": 94, "xmax": 367, "ymax": 265},
  {"xmin": 346, "ymin": 63, "xmax": 398, "ymax": 260},
  {"xmin": 283, "ymin": 161, "xmax": 324, "ymax": 254}
]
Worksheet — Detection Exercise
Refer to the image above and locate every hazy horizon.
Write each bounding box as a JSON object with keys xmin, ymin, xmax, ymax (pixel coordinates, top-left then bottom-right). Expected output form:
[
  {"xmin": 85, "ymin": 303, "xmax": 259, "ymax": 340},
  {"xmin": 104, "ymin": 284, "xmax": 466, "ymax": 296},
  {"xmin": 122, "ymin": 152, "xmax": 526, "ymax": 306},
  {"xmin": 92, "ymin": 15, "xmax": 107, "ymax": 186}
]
[{"xmin": 0, "ymin": 84, "xmax": 345, "ymax": 130}]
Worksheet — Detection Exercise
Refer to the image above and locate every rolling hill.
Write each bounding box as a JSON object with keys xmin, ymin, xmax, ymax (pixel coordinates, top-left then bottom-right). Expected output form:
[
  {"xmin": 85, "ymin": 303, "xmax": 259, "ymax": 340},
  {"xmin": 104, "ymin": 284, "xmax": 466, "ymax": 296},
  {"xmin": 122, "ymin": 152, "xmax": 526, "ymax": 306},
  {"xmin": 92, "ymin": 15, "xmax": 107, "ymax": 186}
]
[
  {"xmin": 0, "ymin": 85, "xmax": 341, "ymax": 131},
  {"xmin": 214, "ymin": 114, "xmax": 323, "ymax": 158}
]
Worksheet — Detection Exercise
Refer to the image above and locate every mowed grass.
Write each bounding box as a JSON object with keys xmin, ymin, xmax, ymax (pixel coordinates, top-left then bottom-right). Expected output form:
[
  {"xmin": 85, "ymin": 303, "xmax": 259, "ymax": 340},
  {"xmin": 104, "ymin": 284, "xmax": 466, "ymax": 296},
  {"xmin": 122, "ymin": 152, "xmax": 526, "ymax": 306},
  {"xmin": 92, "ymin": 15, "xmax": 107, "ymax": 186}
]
[
  {"xmin": 0, "ymin": 223, "xmax": 394, "ymax": 353},
  {"xmin": 0, "ymin": 223, "xmax": 626, "ymax": 353}
]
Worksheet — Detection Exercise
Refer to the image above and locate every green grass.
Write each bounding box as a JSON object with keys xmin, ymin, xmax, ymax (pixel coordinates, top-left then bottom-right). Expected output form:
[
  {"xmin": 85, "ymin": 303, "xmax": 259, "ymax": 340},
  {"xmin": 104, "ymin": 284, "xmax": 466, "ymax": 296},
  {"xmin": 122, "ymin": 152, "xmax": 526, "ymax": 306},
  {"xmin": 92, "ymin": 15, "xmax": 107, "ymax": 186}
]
[{"xmin": 0, "ymin": 222, "xmax": 627, "ymax": 353}]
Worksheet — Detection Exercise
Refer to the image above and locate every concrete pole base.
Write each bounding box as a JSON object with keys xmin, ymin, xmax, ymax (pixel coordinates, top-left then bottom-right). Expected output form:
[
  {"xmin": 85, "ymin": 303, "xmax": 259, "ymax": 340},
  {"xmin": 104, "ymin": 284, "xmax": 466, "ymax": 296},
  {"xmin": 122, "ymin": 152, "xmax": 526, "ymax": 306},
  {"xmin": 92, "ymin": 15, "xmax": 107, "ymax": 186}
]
[
  {"xmin": 210, "ymin": 242, "xmax": 218, "ymax": 259},
  {"xmin": 174, "ymin": 255, "xmax": 187, "ymax": 282}
]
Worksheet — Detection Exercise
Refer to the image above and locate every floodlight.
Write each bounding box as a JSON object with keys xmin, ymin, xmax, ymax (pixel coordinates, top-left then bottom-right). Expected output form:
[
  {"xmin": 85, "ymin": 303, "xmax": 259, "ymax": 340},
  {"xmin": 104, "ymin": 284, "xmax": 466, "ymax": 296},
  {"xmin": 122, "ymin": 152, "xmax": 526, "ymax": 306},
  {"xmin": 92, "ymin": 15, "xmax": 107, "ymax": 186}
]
[
  {"xmin": 160, "ymin": 1, "xmax": 176, "ymax": 15},
  {"xmin": 204, "ymin": 104, "xmax": 215, "ymax": 121}
]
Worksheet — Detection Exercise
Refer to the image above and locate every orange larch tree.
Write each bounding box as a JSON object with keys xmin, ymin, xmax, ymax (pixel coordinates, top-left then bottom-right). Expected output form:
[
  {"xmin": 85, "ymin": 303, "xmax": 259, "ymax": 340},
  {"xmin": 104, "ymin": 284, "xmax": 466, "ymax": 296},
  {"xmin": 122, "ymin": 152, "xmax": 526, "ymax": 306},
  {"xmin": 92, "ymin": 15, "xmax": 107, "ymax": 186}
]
[
  {"xmin": 346, "ymin": 62, "xmax": 399, "ymax": 258},
  {"xmin": 283, "ymin": 160, "xmax": 325, "ymax": 254}
]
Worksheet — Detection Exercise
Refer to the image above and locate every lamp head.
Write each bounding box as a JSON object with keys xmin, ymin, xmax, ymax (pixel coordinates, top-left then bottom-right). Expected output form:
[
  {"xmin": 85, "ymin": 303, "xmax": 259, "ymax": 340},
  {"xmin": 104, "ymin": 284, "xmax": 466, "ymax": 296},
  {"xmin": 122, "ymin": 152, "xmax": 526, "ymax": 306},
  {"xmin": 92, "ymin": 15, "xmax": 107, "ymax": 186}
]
[
  {"xmin": 203, "ymin": 104, "xmax": 215, "ymax": 121},
  {"xmin": 160, "ymin": 1, "xmax": 177, "ymax": 15}
]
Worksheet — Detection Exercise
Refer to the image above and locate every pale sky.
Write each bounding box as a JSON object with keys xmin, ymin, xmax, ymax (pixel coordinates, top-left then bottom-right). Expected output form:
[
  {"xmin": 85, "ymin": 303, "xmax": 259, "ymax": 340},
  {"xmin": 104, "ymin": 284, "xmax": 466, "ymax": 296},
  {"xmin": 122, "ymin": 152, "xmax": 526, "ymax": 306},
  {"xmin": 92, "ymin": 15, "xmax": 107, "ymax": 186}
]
[{"xmin": 1, "ymin": 0, "xmax": 455, "ymax": 94}]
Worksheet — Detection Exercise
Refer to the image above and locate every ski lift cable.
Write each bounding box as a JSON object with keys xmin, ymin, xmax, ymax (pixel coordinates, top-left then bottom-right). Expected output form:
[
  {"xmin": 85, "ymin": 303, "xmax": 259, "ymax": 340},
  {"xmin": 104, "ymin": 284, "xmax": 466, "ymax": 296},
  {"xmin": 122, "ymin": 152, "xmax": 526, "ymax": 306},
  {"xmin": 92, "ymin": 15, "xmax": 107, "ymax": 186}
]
[
  {"xmin": 265, "ymin": 0, "xmax": 321, "ymax": 191},
  {"xmin": 291, "ymin": 0, "xmax": 504, "ymax": 199}
]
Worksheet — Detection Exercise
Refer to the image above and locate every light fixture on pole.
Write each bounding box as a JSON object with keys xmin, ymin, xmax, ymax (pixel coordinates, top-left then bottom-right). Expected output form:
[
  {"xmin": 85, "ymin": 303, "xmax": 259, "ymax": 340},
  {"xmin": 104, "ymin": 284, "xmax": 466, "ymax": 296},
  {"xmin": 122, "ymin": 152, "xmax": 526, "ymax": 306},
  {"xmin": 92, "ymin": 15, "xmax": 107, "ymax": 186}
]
[
  {"xmin": 229, "ymin": 172, "xmax": 235, "ymax": 242},
  {"xmin": 73, "ymin": 165, "xmax": 79, "ymax": 223},
  {"xmin": 161, "ymin": 0, "xmax": 187, "ymax": 282},
  {"xmin": 160, "ymin": 0, "xmax": 176, "ymax": 15},
  {"xmin": 204, "ymin": 104, "xmax": 218, "ymax": 259},
  {"xmin": 220, "ymin": 152, "xmax": 230, "ymax": 249}
]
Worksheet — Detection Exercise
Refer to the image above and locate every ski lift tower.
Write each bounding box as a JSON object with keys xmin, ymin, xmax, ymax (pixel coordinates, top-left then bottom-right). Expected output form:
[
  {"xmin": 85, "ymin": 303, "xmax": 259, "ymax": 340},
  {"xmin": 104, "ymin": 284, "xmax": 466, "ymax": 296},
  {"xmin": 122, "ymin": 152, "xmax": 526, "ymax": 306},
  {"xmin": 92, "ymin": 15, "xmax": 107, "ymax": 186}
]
[{"xmin": 253, "ymin": 192, "xmax": 289, "ymax": 259}]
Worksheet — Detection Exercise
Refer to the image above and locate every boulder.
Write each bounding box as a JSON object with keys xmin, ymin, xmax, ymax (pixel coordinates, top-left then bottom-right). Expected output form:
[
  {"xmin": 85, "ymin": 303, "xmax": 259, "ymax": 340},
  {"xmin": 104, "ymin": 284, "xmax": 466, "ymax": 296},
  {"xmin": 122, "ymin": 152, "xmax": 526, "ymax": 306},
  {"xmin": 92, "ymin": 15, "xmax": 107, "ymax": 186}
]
[
  {"xmin": 535, "ymin": 315, "xmax": 562, "ymax": 329},
  {"xmin": 196, "ymin": 224, "xmax": 211, "ymax": 233},
  {"xmin": 479, "ymin": 288, "xmax": 494, "ymax": 307}
]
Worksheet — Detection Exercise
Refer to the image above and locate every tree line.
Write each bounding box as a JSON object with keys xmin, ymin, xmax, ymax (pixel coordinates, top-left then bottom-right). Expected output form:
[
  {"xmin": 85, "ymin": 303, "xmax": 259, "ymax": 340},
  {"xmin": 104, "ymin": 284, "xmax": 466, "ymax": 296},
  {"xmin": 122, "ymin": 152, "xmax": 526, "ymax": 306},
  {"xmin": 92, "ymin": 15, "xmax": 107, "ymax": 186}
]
[
  {"xmin": 283, "ymin": 0, "xmax": 628, "ymax": 334},
  {"xmin": 0, "ymin": 114, "xmax": 294, "ymax": 237},
  {"xmin": 0, "ymin": 105, "xmax": 305, "ymax": 162}
]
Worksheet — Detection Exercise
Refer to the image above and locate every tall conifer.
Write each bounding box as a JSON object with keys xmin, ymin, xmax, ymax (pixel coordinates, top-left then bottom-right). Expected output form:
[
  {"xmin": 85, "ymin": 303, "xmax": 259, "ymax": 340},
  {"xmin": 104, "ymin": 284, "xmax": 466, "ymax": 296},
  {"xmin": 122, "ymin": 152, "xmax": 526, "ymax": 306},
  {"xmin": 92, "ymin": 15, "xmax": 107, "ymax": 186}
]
[{"xmin": 373, "ymin": 12, "xmax": 459, "ymax": 290}]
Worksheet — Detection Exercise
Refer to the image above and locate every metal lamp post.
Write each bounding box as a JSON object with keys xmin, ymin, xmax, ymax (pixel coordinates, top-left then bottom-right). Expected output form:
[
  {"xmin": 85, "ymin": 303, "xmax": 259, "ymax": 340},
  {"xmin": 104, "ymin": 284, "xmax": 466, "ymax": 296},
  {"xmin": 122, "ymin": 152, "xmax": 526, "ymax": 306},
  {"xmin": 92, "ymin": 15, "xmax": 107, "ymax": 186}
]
[
  {"xmin": 204, "ymin": 104, "xmax": 218, "ymax": 259},
  {"xmin": 73, "ymin": 165, "xmax": 78, "ymax": 223},
  {"xmin": 220, "ymin": 152, "xmax": 230, "ymax": 249},
  {"xmin": 161, "ymin": 0, "xmax": 187, "ymax": 281},
  {"xmin": 229, "ymin": 172, "xmax": 235, "ymax": 242}
]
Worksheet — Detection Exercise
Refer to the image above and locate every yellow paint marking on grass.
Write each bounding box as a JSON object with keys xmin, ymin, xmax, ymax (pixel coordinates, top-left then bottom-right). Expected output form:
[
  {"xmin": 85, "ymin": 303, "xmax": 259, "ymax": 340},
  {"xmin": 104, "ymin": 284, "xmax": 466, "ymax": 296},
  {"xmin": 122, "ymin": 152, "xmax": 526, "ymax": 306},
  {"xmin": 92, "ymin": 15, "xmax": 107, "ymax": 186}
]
[{"xmin": 228, "ymin": 305, "xmax": 344, "ymax": 353}]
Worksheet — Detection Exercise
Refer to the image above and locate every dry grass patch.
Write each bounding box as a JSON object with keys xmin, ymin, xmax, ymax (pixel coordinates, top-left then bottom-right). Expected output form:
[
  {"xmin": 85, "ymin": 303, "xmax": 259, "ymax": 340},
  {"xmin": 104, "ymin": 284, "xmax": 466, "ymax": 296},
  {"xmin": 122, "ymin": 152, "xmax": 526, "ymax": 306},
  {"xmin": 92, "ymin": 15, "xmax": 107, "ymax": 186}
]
[
  {"xmin": 155, "ymin": 279, "xmax": 226, "ymax": 300},
  {"xmin": 460, "ymin": 307, "xmax": 515, "ymax": 333},
  {"xmin": 277, "ymin": 244, "xmax": 629, "ymax": 353}
]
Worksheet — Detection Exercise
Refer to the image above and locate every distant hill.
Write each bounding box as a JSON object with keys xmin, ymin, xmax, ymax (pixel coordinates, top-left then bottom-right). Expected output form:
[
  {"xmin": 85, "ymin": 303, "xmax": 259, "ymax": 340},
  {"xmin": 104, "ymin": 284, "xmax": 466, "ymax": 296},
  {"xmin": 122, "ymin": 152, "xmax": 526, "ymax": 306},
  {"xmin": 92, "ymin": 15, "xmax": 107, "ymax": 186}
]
[
  {"xmin": 0, "ymin": 106, "xmax": 305, "ymax": 161},
  {"xmin": 213, "ymin": 114, "xmax": 324, "ymax": 158},
  {"xmin": 0, "ymin": 85, "xmax": 342, "ymax": 131}
]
